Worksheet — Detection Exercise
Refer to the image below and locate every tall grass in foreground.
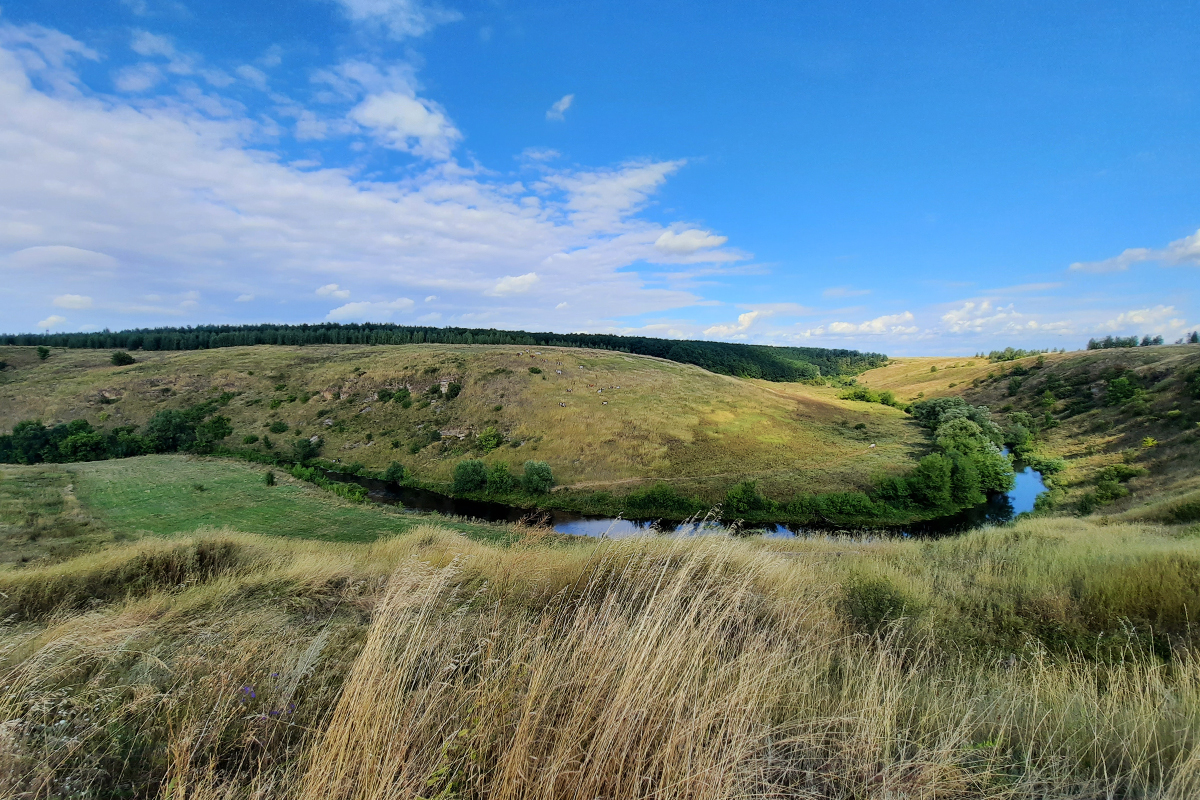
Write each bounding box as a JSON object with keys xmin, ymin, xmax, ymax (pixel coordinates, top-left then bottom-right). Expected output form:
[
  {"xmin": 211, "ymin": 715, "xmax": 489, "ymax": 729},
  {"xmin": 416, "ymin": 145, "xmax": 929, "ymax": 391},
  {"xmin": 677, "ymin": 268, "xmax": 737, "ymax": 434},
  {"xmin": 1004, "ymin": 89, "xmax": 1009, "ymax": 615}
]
[{"xmin": 3, "ymin": 521, "xmax": 1200, "ymax": 798}]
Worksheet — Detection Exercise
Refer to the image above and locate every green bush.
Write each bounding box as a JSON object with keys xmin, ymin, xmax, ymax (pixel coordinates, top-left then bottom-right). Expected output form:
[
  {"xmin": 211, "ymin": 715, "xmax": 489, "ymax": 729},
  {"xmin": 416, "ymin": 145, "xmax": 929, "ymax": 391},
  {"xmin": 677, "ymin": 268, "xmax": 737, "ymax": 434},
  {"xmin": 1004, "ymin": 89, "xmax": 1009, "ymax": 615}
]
[
  {"xmin": 625, "ymin": 483, "xmax": 699, "ymax": 516},
  {"xmin": 384, "ymin": 461, "xmax": 406, "ymax": 482},
  {"xmin": 264, "ymin": 471, "xmax": 276, "ymax": 486},
  {"xmin": 841, "ymin": 574, "xmax": 923, "ymax": 634},
  {"xmin": 522, "ymin": 461, "xmax": 554, "ymax": 493},
  {"xmin": 486, "ymin": 462, "xmax": 516, "ymax": 493},
  {"xmin": 110, "ymin": 351, "xmax": 135, "ymax": 366},
  {"xmin": 242, "ymin": 434, "xmax": 259, "ymax": 445},
  {"xmin": 529, "ymin": 366, "xmax": 542, "ymax": 375},
  {"xmin": 477, "ymin": 426, "xmax": 504, "ymax": 453},
  {"xmin": 453, "ymin": 459, "xmax": 488, "ymax": 493},
  {"xmin": 36, "ymin": 346, "xmax": 49, "ymax": 360},
  {"xmin": 377, "ymin": 388, "xmax": 394, "ymax": 403},
  {"xmin": 446, "ymin": 382, "xmax": 462, "ymax": 399},
  {"xmin": 268, "ymin": 421, "xmax": 289, "ymax": 434},
  {"xmin": 292, "ymin": 437, "xmax": 321, "ymax": 463},
  {"xmin": 724, "ymin": 481, "xmax": 770, "ymax": 516}
]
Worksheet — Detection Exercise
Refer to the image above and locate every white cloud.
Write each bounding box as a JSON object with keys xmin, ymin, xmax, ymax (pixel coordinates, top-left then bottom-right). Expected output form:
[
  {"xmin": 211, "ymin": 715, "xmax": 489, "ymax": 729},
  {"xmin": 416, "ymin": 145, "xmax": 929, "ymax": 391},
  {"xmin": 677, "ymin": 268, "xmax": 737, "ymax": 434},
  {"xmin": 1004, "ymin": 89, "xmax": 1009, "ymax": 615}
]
[
  {"xmin": 1097, "ymin": 305, "xmax": 1190, "ymax": 335},
  {"xmin": 825, "ymin": 311, "xmax": 917, "ymax": 335},
  {"xmin": 823, "ymin": 285, "xmax": 870, "ymax": 298},
  {"xmin": 940, "ymin": 300, "xmax": 1028, "ymax": 334},
  {"xmin": 328, "ymin": 0, "xmax": 462, "ymax": 40},
  {"xmin": 5, "ymin": 246, "xmax": 119, "ymax": 272},
  {"xmin": 655, "ymin": 228, "xmax": 728, "ymax": 254},
  {"xmin": 487, "ymin": 273, "xmax": 539, "ymax": 296},
  {"xmin": 235, "ymin": 293, "xmax": 254, "ymax": 302},
  {"xmin": 704, "ymin": 310, "xmax": 765, "ymax": 338},
  {"xmin": 52, "ymin": 293, "xmax": 92, "ymax": 309},
  {"xmin": 1070, "ymin": 228, "xmax": 1200, "ymax": 272},
  {"xmin": 316, "ymin": 284, "xmax": 351, "ymax": 299},
  {"xmin": 235, "ymin": 64, "xmax": 268, "ymax": 89},
  {"xmin": 0, "ymin": 23, "xmax": 714, "ymax": 333},
  {"xmin": 546, "ymin": 93, "xmax": 574, "ymax": 122},
  {"xmin": 555, "ymin": 301, "xmax": 568, "ymax": 309},
  {"xmin": 424, "ymin": 295, "xmax": 437, "ymax": 302},
  {"xmin": 326, "ymin": 297, "xmax": 414, "ymax": 321},
  {"xmin": 349, "ymin": 90, "xmax": 461, "ymax": 160},
  {"xmin": 37, "ymin": 314, "xmax": 67, "ymax": 329},
  {"xmin": 113, "ymin": 63, "xmax": 163, "ymax": 92}
]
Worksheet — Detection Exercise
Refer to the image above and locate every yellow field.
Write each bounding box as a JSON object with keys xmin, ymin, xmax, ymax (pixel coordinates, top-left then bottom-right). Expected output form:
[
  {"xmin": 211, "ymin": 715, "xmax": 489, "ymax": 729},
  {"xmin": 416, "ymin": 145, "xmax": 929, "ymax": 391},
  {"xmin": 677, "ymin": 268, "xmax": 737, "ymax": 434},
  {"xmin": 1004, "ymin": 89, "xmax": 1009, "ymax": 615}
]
[{"xmin": 0, "ymin": 344, "xmax": 925, "ymax": 500}]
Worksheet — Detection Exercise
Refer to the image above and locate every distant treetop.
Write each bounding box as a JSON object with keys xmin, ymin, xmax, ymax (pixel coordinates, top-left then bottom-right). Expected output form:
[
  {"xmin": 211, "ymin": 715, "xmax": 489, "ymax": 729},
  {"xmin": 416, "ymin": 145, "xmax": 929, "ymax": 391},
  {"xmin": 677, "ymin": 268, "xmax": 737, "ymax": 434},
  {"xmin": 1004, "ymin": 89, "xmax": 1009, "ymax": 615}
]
[{"xmin": 1, "ymin": 322, "xmax": 887, "ymax": 381}]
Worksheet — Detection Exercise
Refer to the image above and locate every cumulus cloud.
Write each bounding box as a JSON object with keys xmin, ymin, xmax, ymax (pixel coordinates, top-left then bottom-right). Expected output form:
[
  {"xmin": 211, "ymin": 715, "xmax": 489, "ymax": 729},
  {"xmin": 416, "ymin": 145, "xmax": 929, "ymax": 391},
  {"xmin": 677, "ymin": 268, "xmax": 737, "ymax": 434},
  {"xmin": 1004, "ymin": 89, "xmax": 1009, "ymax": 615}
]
[
  {"xmin": 235, "ymin": 293, "xmax": 254, "ymax": 302},
  {"xmin": 37, "ymin": 314, "xmax": 67, "ymax": 329},
  {"xmin": 53, "ymin": 294, "xmax": 92, "ymax": 309},
  {"xmin": 1070, "ymin": 228, "xmax": 1200, "ymax": 272},
  {"xmin": 0, "ymin": 22, "xmax": 720, "ymax": 333},
  {"xmin": 349, "ymin": 90, "xmax": 461, "ymax": 160},
  {"xmin": 328, "ymin": 0, "xmax": 462, "ymax": 40},
  {"xmin": 704, "ymin": 310, "xmax": 765, "ymax": 338},
  {"xmin": 487, "ymin": 273, "xmax": 539, "ymax": 296},
  {"xmin": 326, "ymin": 297, "xmax": 414, "ymax": 321},
  {"xmin": 316, "ymin": 284, "xmax": 351, "ymax": 299},
  {"xmin": 424, "ymin": 295, "xmax": 437, "ymax": 302},
  {"xmin": 940, "ymin": 300, "xmax": 1030, "ymax": 334},
  {"xmin": 826, "ymin": 311, "xmax": 917, "ymax": 335},
  {"xmin": 546, "ymin": 93, "xmax": 573, "ymax": 121},
  {"xmin": 1097, "ymin": 305, "xmax": 1190, "ymax": 336},
  {"xmin": 654, "ymin": 228, "xmax": 728, "ymax": 255}
]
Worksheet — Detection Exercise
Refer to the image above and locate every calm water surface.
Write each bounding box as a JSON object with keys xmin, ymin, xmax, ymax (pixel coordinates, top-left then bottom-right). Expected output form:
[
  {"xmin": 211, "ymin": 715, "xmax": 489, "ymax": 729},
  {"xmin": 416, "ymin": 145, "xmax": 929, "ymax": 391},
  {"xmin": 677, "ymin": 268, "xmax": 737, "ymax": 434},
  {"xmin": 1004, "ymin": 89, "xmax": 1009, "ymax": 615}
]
[{"xmin": 327, "ymin": 461, "xmax": 1048, "ymax": 539}]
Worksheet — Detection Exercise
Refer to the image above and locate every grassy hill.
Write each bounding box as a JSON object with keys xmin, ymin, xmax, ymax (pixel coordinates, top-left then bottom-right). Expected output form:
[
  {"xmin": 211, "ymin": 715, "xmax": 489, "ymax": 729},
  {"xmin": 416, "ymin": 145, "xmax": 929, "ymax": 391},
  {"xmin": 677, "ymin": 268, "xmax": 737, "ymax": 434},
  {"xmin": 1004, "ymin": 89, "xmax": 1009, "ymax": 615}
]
[
  {"xmin": 3, "ymin": 484, "xmax": 1199, "ymax": 797},
  {"xmin": 857, "ymin": 344, "xmax": 1200, "ymax": 521},
  {"xmin": 0, "ymin": 343, "xmax": 923, "ymax": 502}
]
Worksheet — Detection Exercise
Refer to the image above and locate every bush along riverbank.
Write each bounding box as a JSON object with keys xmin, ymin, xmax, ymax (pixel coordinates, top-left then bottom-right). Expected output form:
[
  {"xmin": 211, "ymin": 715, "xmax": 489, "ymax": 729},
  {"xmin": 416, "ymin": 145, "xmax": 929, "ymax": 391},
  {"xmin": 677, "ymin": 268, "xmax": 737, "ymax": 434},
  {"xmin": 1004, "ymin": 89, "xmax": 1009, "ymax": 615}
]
[{"xmin": 1, "ymin": 396, "xmax": 1017, "ymax": 528}]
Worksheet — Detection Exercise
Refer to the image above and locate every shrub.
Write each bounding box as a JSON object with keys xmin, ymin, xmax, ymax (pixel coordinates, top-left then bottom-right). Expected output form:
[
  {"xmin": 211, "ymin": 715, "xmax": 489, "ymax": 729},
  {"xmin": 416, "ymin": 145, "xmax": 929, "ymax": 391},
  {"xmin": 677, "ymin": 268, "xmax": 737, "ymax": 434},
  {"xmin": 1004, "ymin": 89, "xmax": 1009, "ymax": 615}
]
[
  {"xmin": 344, "ymin": 461, "xmax": 366, "ymax": 476},
  {"xmin": 36, "ymin": 346, "xmax": 49, "ymax": 360},
  {"xmin": 724, "ymin": 481, "xmax": 769, "ymax": 516},
  {"xmin": 453, "ymin": 459, "xmax": 488, "ymax": 493},
  {"xmin": 384, "ymin": 461, "xmax": 406, "ymax": 483},
  {"xmin": 269, "ymin": 421, "xmax": 289, "ymax": 434},
  {"xmin": 243, "ymin": 434, "xmax": 259, "ymax": 445},
  {"xmin": 262, "ymin": 435, "xmax": 274, "ymax": 450},
  {"xmin": 446, "ymin": 382, "xmax": 462, "ymax": 399},
  {"xmin": 110, "ymin": 351, "xmax": 135, "ymax": 366},
  {"xmin": 1105, "ymin": 376, "xmax": 1143, "ymax": 406},
  {"xmin": 522, "ymin": 461, "xmax": 554, "ymax": 493},
  {"xmin": 1141, "ymin": 437, "xmax": 1159, "ymax": 448},
  {"xmin": 292, "ymin": 437, "xmax": 321, "ymax": 463},
  {"xmin": 625, "ymin": 483, "xmax": 698, "ymax": 516},
  {"xmin": 477, "ymin": 426, "xmax": 504, "ymax": 453},
  {"xmin": 377, "ymin": 388, "xmax": 394, "ymax": 403},
  {"xmin": 841, "ymin": 574, "xmax": 923, "ymax": 634},
  {"xmin": 529, "ymin": 366, "xmax": 542, "ymax": 374},
  {"xmin": 486, "ymin": 462, "xmax": 516, "ymax": 493},
  {"xmin": 264, "ymin": 471, "xmax": 276, "ymax": 486}
]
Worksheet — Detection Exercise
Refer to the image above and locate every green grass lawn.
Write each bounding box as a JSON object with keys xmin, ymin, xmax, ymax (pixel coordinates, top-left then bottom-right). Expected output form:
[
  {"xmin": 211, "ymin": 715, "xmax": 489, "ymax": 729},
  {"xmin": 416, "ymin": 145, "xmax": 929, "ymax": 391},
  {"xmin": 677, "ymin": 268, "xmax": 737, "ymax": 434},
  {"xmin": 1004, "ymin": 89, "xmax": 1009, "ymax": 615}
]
[{"xmin": 41, "ymin": 455, "xmax": 515, "ymax": 546}]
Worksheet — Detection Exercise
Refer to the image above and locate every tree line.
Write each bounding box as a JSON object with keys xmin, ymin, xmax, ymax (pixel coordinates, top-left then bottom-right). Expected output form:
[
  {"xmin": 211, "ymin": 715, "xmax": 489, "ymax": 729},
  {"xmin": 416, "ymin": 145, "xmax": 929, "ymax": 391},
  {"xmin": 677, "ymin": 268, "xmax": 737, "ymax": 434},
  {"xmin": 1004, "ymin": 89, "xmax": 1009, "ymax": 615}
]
[{"xmin": 1, "ymin": 323, "xmax": 886, "ymax": 380}]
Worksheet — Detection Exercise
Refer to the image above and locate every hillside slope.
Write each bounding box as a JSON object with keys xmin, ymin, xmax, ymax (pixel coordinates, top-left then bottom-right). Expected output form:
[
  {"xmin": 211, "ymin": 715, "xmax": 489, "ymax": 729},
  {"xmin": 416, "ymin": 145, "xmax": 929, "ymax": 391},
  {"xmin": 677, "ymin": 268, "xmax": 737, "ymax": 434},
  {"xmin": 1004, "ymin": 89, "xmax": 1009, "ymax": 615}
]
[
  {"xmin": 859, "ymin": 344, "xmax": 1200, "ymax": 519},
  {"xmin": 0, "ymin": 344, "xmax": 924, "ymax": 500}
]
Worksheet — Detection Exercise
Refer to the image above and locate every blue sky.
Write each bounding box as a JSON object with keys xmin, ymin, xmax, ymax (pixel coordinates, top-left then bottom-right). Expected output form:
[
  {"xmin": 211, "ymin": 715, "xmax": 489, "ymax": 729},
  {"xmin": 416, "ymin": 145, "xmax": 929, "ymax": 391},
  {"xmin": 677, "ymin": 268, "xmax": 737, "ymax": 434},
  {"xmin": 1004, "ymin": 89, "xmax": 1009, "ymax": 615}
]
[{"xmin": 0, "ymin": 0, "xmax": 1197, "ymax": 354}]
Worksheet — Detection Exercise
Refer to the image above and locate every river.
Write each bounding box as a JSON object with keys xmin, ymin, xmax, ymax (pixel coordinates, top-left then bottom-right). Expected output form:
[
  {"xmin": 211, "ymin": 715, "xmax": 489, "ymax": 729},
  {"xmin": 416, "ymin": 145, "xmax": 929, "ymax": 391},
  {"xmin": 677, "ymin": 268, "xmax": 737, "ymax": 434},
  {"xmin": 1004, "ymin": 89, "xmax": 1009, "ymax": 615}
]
[{"xmin": 322, "ymin": 460, "xmax": 1047, "ymax": 538}]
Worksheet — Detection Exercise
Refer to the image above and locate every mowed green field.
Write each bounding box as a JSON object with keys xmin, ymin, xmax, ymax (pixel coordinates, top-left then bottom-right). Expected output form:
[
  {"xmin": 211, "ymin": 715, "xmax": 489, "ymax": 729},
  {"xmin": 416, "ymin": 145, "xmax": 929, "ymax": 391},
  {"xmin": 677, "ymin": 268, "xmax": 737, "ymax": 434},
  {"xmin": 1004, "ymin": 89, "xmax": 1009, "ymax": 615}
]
[
  {"xmin": 0, "ymin": 456, "xmax": 513, "ymax": 568},
  {"xmin": 0, "ymin": 344, "xmax": 926, "ymax": 500}
]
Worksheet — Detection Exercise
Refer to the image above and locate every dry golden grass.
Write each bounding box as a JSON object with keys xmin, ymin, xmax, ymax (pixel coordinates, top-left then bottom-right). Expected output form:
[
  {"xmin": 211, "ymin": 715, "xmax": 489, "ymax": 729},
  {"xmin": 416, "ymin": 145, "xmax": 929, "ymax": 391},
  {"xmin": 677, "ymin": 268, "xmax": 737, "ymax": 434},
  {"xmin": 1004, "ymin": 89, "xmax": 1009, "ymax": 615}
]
[
  {"xmin": 0, "ymin": 344, "xmax": 925, "ymax": 500},
  {"xmin": 3, "ymin": 517, "xmax": 1200, "ymax": 798}
]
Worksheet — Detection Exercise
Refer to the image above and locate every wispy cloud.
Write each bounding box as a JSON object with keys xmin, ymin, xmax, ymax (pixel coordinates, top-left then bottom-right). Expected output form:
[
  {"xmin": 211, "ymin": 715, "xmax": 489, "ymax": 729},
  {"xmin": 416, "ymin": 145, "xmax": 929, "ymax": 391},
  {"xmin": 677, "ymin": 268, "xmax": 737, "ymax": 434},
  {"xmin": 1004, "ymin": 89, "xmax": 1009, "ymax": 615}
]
[
  {"xmin": 1070, "ymin": 228, "xmax": 1200, "ymax": 272},
  {"xmin": 546, "ymin": 93, "xmax": 574, "ymax": 121}
]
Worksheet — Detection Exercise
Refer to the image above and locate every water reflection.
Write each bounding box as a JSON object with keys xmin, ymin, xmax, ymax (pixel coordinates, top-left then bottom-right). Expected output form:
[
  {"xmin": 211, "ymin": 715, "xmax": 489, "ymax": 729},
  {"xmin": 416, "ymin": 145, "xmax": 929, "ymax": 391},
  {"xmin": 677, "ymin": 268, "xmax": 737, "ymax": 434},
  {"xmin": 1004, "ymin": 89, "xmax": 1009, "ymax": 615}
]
[{"xmin": 328, "ymin": 459, "xmax": 1048, "ymax": 540}]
